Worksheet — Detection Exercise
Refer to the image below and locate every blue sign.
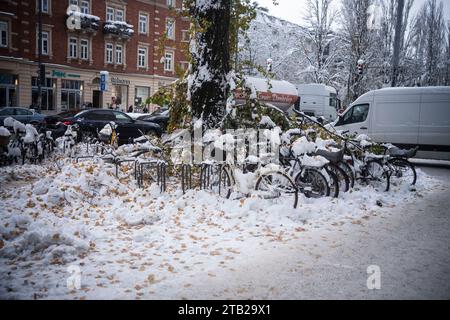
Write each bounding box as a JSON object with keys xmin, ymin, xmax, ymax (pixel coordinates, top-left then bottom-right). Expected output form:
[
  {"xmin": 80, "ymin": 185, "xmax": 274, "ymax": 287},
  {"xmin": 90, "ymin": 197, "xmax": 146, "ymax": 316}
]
[{"xmin": 100, "ymin": 71, "xmax": 108, "ymax": 92}]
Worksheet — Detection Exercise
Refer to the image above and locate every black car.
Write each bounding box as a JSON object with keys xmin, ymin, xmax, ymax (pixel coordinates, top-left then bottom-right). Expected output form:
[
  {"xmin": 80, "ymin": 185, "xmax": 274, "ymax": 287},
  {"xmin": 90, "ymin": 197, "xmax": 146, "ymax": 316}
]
[
  {"xmin": 57, "ymin": 109, "xmax": 87, "ymax": 120},
  {"xmin": 67, "ymin": 109, "xmax": 162, "ymax": 144},
  {"xmin": 137, "ymin": 108, "xmax": 169, "ymax": 132}
]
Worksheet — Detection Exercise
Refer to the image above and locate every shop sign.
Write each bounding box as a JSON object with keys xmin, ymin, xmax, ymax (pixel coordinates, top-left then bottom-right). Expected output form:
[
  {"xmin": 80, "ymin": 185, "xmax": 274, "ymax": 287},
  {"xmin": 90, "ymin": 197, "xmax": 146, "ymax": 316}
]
[
  {"xmin": 51, "ymin": 70, "xmax": 81, "ymax": 79},
  {"xmin": 111, "ymin": 77, "xmax": 130, "ymax": 86}
]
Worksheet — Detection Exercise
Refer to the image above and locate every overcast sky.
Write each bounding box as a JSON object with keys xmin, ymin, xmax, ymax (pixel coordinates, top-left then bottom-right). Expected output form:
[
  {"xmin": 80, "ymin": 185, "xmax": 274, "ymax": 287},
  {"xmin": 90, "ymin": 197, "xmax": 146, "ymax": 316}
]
[{"xmin": 255, "ymin": 0, "xmax": 450, "ymax": 26}]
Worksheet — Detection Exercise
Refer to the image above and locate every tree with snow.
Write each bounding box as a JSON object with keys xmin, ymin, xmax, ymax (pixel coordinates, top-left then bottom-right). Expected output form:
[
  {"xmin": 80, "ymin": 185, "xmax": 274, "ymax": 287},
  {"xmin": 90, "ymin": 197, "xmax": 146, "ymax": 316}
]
[
  {"xmin": 298, "ymin": 0, "xmax": 344, "ymax": 87},
  {"xmin": 188, "ymin": 0, "xmax": 232, "ymax": 129},
  {"xmin": 407, "ymin": 0, "xmax": 447, "ymax": 86}
]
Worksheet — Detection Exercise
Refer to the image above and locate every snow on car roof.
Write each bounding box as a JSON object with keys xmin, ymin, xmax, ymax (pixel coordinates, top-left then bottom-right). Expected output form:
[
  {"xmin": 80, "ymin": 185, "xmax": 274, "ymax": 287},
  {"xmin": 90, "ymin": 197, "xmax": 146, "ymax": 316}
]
[{"xmin": 245, "ymin": 76, "xmax": 298, "ymax": 95}]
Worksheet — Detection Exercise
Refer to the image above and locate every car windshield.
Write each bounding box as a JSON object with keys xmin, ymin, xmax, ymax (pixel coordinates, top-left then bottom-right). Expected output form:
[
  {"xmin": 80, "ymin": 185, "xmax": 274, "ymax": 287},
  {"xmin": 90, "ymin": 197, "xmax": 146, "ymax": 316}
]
[
  {"xmin": 74, "ymin": 110, "xmax": 89, "ymax": 118},
  {"xmin": 150, "ymin": 108, "xmax": 169, "ymax": 116}
]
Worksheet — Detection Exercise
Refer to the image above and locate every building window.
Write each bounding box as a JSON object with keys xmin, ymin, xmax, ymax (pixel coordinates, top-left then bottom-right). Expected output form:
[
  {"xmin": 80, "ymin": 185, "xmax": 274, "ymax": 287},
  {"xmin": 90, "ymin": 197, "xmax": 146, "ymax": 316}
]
[
  {"xmin": 106, "ymin": 7, "xmax": 114, "ymax": 21},
  {"xmin": 167, "ymin": 0, "xmax": 175, "ymax": 7},
  {"xmin": 115, "ymin": 9, "xmax": 124, "ymax": 22},
  {"xmin": 164, "ymin": 51, "xmax": 174, "ymax": 72},
  {"xmin": 139, "ymin": 13, "xmax": 148, "ymax": 34},
  {"xmin": 0, "ymin": 74, "xmax": 18, "ymax": 107},
  {"xmin": 61, "ymin": 80, "xmax": 83, "ymax": 111},
  {"xmin": 80, "ymin": 39, "xmax": 89, "ymax": 60},
  {"xmin": 32, "ymin": 77, "xmax": 55, "ymax": 111},
  {"xmin": 40, "ymin": 0, "xmax": 49, "ymax": 13},
  {"xmin": 0, "ymin": 21, "xmax": 8, "ymax": 48},
  {"xmin": 179, "ymin": 62, "xmax": 189, "ymax": 71},
  {"xmin": 134, "ymin": 86, "xmax": 150, "ymax": 108},
  {"xmin": 80, "ymin": 0, "xmax": 90, "ymax": 14},
  {"xmin": 69, "ymin": 37, "xmax": 77, "ymax": 58},
  {"xmin": 138, "ymin": 47, "xmax": 147, "ymax": 68},
  {"xmin": 41, "ymin": 31, "xmax": 49, "ymax": 55},
  {"xmin": 106, "ymin": 43, "xmax": 113, "ymax": 63},
  {"xmin": 107, "ymin": 6, "xmax": 125, "ymax": 22},
  {"xmin": 181, "ymin": 30, "xmax": 189, "ymax": 42},
  {"xmin": 115, "ymin": 44, "xmax": 123, "ymax": 65},
  {"xmin": 166, "ymin": 19, "xmax": 175, "ymax": 40}
]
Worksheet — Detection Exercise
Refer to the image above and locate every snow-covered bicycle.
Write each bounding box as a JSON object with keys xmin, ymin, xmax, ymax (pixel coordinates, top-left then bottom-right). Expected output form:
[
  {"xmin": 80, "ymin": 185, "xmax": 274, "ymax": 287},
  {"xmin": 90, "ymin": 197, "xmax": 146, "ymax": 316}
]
[{"xmin": 200, "ymin": 137, "xmax": 298, "ymax": 208}]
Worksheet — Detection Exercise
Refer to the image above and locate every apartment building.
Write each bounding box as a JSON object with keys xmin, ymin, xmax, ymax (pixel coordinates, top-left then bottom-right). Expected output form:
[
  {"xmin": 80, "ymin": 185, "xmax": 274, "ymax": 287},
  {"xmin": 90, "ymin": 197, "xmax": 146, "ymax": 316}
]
[{"xmin": 0, "ymin": 0, "xmax": 190, "ymax": 114}]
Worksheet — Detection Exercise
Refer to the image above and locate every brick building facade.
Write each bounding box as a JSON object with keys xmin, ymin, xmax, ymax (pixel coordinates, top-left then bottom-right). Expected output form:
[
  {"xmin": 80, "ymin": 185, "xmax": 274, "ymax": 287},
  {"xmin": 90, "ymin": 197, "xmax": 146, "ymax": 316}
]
[{"xmin": 0, "ymin": 0, "xmax": 190, "ymax": 114}]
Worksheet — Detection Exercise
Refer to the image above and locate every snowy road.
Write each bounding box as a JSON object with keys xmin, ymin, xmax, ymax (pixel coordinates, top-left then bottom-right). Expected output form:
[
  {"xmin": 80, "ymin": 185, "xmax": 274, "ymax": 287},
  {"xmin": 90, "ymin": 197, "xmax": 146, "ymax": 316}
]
[{"xmin": 0, "ymin": 161, "xmax": 449, "ymax": 300}]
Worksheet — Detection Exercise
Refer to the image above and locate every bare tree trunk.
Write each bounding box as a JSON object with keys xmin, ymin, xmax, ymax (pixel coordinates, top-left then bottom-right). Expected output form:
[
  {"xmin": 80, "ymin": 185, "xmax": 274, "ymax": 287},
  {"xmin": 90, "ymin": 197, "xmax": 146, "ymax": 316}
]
[
  {"xmin": 189, "ymin": 0, "xmax": 232, "ymax": 129},
  {"xmin": 391, "ymin": 0, "xmax": 405, "ymax": 87}
]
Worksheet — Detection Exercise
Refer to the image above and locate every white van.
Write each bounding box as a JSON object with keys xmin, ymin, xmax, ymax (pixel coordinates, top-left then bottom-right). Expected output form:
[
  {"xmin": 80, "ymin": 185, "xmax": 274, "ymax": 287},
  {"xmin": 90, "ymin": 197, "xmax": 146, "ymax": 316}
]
[
  {"xmin": 295, "ymin": 84, "xmax": 340, "ymax": 121},
  {"xmin": 332, "ymin": 87, "xmax": 450, "ymax": 160}
]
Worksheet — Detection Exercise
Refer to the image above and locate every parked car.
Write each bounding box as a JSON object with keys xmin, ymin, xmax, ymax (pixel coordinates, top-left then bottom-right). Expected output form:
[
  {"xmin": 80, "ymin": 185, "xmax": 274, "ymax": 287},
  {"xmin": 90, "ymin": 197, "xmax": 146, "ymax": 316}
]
[
  {"xmin": 66, "ymin": 109, "xmax": 162, "ymax": 144},
  {"xmin": 57, "ymin": 109, "xmax": 87, "ymax": 120},
  {"xmin": 137, "ymin": 108, "xmax": 170, "ymax": 132},
  {"xmin": 0, "ymin": 107, "xmax": 47, "ymax": 126},
  {"xmin": 332, "ymin": 86, "xmax": 450, "ymax": 160}
]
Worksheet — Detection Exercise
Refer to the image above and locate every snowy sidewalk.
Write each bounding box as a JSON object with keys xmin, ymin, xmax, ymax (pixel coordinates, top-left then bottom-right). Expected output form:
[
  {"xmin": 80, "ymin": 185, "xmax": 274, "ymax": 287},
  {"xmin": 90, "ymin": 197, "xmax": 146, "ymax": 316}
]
[
  {"xmin": 0, "ymin": 160, "xmax": 449, "ymax": 299},
  {"xmin": 180, "ymin": 185, "xmax": 450, "ymax": 299}
]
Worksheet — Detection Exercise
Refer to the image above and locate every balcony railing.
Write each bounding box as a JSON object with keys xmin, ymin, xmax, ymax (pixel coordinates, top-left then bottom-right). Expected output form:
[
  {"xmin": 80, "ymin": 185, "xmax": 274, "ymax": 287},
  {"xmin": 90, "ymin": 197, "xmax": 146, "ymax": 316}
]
[
  {"xmin": 103, "ymin": 21, "xmax": 134, "ymax": 39},
  {"xmin": 66, "ymin": 12, "xmax": 100, "ymax": 33}
]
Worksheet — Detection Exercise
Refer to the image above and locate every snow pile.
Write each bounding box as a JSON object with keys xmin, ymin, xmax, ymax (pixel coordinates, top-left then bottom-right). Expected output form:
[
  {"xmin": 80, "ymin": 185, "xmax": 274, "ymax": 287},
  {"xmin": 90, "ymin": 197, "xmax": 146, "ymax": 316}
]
[
  {"xmin": 315, "ymin": 137, "xmax": 337, "ymax": 151},
  {"xmin": 260, "ymin": 116, "xmax": 276, "ymax": 128},
  {"xmin": 195, "ymin": 0, "xmax": 223, "ymax": 12},
  {"xmin": 214, "ymin": 134, "xmax": 236, "ymax": 152},
  {"xmin": 0, "ymin": 154, "xmax": 447, "ymax": 299},
  {"xmin": 355, "ymin": 134, "xmax": 373, "ymax": 148},
  {"xmin": 291, "ymin": 136, "xmax": 316, "ymax": 155},
  {"xmin": 0, "ymin": 126, "xmax": 10, "ymax": 137},
  {"xmin": 301, "ymin": 155, "xmax": 329, "ymax": 167},
  {"xmin": 68, "ymin": 11, "xmax": 100, "ymax": 21},
  {"xmin": 23, "ymin": 124, "xmax": 39, "ymax": 143},
  {"xmin": 99, "ymin": 124, "xmax": 113, "ymax": 136},
  {"xmin": 3, "ymin": 117, "xmax": 26, "ymax": 133}
]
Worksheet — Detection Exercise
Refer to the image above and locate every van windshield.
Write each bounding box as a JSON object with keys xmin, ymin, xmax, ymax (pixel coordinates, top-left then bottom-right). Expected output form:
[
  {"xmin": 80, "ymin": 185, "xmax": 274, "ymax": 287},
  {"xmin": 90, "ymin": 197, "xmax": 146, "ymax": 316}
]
[{"xmin": 342, "ymin": 104, "xmax": 370, "ymax": 124}]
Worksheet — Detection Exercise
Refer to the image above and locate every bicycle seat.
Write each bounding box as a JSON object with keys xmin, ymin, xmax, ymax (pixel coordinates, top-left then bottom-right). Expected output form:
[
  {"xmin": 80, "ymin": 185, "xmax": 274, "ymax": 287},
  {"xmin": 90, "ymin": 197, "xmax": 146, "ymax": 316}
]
[
  {"xmin": 315, "ymin": 148, "xmax": 344, "ymax": 163},
  {"xmin": 388, "ymin": 147, "xmax": 418, "ymax": 158}
]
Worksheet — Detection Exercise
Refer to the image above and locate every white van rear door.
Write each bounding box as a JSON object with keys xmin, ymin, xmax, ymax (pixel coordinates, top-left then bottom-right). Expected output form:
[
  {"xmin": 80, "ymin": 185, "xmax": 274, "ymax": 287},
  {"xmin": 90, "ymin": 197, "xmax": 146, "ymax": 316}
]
[
  {"xmin": 372, "ymin": 92, "xmax": 420, "ymax": 145},
  {"xmin": 419, "ymin": 90, "xmax": 450, "ymax": 147}
]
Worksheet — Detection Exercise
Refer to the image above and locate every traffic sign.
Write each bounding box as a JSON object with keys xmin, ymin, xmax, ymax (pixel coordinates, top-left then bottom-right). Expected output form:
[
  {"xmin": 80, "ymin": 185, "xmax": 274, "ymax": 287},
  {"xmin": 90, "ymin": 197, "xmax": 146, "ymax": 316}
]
[{"xmin": 100, "ymin": 71, "xmax": 109, "ymax": 92}]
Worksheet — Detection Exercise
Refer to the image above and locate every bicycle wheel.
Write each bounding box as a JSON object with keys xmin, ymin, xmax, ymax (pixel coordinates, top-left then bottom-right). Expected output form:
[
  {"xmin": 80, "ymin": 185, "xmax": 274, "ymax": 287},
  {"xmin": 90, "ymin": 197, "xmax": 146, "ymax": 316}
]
[
  {"xmin": 200, "ymin": 164, "xmax": 232, "ymax": 199},
  {"xmin": 294, "ymin": 168, "xmax": 330, "ymax": 198},
  {"xmin": 324, "ymin": 165, "xmax": 340, "ymax": 198},
  {"xmin": 327, "ymin": 162, "xmax": 350, "ymax": 194},
  {"xmin": 363, "ymin": 160, "xmax": 390, "ymax": 192},
  {"xmin": 255, "ymin": 171, "xmax": 298, "ymax": 208},
  {"xmin": 337, "ymin": 160, "xmax": 355, "ymax": 189},
  {"xmin": 388, "ymin": 158, "xmax": 417, "ymax": 186}
]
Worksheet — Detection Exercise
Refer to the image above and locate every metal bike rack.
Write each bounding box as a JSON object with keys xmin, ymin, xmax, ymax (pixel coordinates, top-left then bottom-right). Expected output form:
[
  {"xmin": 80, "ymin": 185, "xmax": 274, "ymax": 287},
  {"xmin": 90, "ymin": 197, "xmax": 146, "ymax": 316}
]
[
  {"xmin": 200, "ymin": 163, "xmax": 225, "ymax": 191},
  {"xmin": 115, "ymin": 159, "xmax": 138, "ymax": 178},
  {"xmin": 75, "ymin": 155, "xmax": 95, "ymax": 163},
  {"xmin": 137, "ymin": 160, "xmax": 167, "ymax": 192}
]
